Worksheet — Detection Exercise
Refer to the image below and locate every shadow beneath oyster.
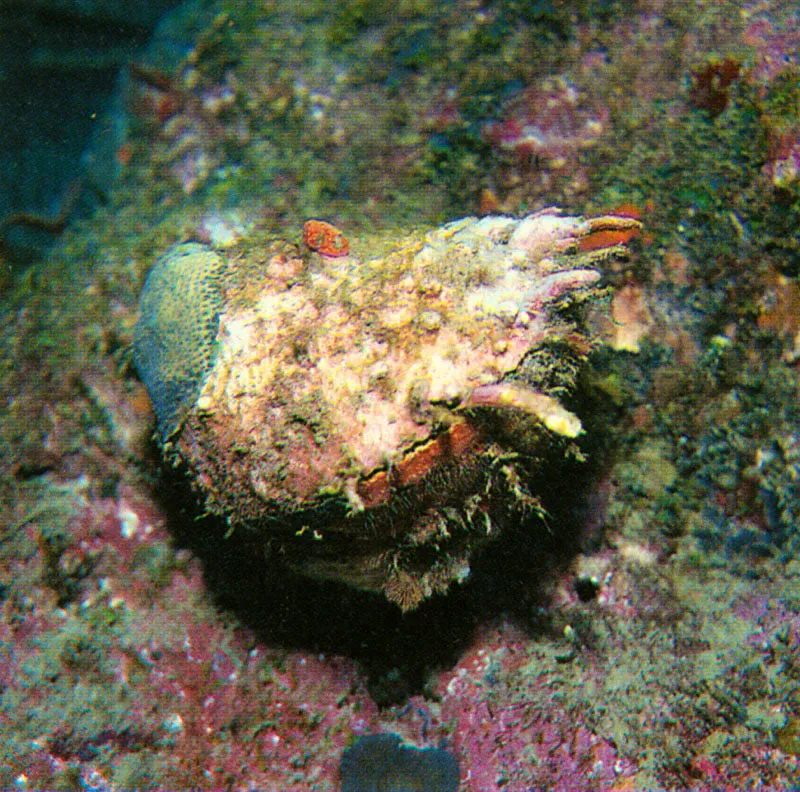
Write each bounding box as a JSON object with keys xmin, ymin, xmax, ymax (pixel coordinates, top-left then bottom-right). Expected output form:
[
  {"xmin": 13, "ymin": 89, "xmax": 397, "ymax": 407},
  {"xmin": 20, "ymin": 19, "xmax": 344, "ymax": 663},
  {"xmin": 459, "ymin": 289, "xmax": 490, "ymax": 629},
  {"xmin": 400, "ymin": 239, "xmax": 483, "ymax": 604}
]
[{"xmin": 161, "ymin": 437, "xmax": 602, "ymax": 707}]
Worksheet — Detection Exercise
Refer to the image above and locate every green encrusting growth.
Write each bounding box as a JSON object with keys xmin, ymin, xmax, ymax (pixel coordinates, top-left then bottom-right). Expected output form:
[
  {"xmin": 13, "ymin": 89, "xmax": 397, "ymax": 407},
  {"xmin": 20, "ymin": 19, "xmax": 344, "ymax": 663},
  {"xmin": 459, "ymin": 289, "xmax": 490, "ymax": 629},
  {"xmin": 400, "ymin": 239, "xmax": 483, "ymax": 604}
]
[{"xmin": 133, "ymin": 243, "xmax": 227, "ymax": 443}]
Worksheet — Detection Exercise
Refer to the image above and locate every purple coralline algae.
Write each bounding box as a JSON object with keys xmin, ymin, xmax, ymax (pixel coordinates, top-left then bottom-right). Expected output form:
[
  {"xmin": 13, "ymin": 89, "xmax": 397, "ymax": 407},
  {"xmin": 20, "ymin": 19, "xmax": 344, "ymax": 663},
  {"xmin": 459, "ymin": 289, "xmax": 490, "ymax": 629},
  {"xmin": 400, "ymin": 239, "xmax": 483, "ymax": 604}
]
[{"xmin": 1, "ymin": 1, "xmax": 800, "ymax": 790}]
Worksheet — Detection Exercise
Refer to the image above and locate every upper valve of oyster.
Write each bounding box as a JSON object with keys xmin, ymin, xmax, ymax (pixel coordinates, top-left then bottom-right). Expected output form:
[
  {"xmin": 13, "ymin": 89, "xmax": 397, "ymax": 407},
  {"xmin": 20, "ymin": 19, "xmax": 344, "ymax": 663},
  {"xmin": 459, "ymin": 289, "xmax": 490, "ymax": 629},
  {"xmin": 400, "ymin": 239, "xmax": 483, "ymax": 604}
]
[{"xmin": 133, "ymin": 210, "xmax": 639, "ymax": 609}]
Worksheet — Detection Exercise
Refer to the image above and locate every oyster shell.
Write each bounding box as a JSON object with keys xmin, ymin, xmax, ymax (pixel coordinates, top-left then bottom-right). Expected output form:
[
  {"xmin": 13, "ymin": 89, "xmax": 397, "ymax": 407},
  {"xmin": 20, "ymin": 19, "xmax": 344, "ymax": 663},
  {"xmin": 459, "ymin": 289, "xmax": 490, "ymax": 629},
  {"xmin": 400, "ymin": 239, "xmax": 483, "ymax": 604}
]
[{"xmin": 134, "ymin": 210, "xmax": 639, "ymax": 609}]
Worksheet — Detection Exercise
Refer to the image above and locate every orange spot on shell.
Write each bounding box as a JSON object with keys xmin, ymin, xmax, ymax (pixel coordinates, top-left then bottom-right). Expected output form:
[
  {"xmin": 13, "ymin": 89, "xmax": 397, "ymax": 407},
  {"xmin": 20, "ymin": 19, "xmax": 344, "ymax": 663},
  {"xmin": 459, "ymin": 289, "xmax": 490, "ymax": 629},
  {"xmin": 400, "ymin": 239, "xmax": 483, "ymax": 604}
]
[
  {"xmin": 578, "ymin": 226, "xmax": 640, "ymax": 252},
  {"xmin": 303, "ymin": 219, "xmax": 349, "ymax": 257},
  {"xmin": 356, "ymin": 421, "xmax": 483, "ymax": 509},
  {"xmin": 606, "ymin": 203, "xmax": 643, "ymax": 221}
]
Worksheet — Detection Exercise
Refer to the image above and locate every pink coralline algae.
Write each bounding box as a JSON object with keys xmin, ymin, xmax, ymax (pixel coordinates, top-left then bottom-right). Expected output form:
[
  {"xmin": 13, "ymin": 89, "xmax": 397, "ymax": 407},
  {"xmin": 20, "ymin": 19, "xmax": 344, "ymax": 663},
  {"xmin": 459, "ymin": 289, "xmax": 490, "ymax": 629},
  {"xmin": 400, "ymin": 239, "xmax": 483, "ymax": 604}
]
[
  {"xmin": 126, "ymin": 60, "xmax": 246, "ymax": 195},
  {"xmin": 743, "ymin": 10, "xmax": 800, "ymax": 86},
  {"xmin": 0, "ymin": 481, "xmax": 381, "ymax": 790},
  {"xmin": 436, "ymin": 623, "xmax": 637, "ymax": 791},
  {"xmin": 485, "ymin": 77, "xmax": 607, "ymax": 168}
]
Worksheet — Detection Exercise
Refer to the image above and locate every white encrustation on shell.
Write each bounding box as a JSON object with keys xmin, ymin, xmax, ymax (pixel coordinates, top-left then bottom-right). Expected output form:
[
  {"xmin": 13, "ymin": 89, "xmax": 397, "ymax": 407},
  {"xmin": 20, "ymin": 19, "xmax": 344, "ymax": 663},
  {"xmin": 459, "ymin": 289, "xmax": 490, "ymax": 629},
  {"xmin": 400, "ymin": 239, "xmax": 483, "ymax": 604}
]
[{"xmin": 135, "ymin": 209, "xmax": 640, "ymax": 609}]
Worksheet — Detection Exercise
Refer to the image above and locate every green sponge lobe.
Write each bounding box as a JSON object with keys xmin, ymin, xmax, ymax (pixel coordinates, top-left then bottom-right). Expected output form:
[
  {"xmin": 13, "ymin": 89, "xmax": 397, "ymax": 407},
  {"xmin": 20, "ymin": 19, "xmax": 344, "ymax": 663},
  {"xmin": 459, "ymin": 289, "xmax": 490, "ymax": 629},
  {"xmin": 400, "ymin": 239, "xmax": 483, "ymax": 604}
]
[{"xmin": 133, "ymin": 243, "xmax": 226, "ymax": 443}]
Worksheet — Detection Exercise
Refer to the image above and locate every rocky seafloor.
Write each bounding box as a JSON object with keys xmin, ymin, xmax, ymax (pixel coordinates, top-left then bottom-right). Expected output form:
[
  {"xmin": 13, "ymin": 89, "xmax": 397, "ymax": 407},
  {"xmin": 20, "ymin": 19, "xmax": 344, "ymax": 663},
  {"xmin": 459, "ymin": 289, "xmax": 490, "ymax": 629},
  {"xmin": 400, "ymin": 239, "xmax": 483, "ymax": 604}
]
[{"xmin": 1, "ymin": 0, "xmax": 800, "ymax": 789}]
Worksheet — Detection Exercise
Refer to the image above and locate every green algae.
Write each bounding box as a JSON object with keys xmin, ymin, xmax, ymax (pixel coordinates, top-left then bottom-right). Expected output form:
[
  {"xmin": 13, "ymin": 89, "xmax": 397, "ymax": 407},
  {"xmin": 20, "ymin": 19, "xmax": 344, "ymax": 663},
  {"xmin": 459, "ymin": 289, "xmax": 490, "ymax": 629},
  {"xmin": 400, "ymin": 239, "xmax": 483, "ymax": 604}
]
[{"xmin": 776, "ymin": 717, "xmax": 800, "ymax": 755}]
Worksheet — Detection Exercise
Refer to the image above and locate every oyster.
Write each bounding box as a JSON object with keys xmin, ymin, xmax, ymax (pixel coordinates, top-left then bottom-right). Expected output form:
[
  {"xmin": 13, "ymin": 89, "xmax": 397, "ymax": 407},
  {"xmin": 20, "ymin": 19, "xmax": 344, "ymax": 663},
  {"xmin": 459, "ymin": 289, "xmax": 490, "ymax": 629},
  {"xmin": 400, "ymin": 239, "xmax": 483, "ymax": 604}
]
[{"xmin": 134, "ymin": 210, "xmax": 639, "ymax": 609}]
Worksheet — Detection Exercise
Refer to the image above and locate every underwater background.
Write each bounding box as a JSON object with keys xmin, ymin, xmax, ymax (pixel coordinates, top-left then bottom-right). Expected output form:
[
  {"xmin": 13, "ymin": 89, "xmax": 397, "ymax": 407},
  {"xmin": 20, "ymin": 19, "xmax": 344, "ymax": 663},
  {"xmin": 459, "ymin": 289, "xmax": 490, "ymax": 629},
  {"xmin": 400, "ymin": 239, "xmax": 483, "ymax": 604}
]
[{"xmin": 1, "ymin": 0, "xmax": 800, "ymax": 789}]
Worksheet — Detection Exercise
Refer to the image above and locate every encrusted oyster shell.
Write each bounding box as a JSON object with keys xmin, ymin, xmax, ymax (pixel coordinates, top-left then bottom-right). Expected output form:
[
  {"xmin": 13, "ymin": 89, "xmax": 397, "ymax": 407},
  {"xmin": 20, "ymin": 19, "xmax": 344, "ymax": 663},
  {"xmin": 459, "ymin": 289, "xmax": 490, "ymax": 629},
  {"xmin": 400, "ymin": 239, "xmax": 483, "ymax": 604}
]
[{"xmin": 134, "ymin": 210, "xmax": 638, "ymax": 609}]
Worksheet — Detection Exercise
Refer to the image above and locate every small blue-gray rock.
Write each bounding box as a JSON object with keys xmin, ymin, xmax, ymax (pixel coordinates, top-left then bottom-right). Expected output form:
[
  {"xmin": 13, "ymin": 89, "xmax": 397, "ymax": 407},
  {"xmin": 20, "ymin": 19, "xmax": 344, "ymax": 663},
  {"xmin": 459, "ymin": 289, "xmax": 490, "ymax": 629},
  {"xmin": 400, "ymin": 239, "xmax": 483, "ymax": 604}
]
[{"xmin": 340, "ymin": 733, "xmax": 459, "ymax": 792}]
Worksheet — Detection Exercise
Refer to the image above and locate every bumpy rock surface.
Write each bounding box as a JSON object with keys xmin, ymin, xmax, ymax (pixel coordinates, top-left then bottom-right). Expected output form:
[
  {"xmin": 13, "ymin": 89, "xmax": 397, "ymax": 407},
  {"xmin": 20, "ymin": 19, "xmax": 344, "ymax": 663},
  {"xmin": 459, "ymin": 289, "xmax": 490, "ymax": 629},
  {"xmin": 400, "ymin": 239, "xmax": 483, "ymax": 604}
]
[{"xmin": 134, "ymin": 210, "xmax": 638, "ymax": 608}]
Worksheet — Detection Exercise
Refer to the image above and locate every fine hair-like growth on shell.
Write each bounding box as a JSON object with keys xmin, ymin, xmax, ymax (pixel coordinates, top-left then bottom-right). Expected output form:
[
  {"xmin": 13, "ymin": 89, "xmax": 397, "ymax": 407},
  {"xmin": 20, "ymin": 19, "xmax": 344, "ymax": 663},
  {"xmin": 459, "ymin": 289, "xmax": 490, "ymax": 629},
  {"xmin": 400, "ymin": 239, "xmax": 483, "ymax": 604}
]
[{"xmin": 133, "ymin": 210, "xmax": 639, "ymax": 609}]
